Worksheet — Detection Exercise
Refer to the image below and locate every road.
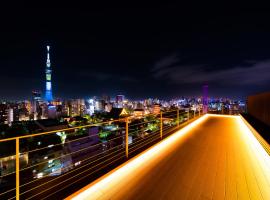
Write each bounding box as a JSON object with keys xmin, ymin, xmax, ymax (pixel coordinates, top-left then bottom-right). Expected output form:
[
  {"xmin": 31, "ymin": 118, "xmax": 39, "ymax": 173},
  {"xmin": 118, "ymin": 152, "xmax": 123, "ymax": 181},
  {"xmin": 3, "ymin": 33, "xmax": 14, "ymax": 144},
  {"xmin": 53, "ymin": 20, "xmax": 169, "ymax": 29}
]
[{"xmin": 68, "ymin": 114, "xmax": 270, "ymax": 200}]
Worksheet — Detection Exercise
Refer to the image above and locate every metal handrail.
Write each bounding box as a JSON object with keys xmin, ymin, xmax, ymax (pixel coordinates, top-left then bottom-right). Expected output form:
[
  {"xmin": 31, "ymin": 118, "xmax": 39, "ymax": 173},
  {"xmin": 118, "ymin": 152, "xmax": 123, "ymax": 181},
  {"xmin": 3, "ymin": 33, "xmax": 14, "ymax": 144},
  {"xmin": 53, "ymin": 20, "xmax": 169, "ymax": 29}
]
[{"xmin": 0, "ymin": 108, "xmax": 202, "ymax": 200}]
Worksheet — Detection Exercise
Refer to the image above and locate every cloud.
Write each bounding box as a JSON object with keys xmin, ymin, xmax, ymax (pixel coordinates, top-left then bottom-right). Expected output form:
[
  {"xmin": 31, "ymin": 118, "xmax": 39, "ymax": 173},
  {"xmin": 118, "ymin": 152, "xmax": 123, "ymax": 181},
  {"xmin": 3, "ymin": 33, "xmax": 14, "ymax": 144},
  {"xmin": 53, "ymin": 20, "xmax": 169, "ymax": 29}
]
[
  {"xmin": 152, "ymin": 54, "xmax": 180, "ymax": 71},
  {"xmin": 152, "ymin": 56, "xmax": 270, "ymax": 86}
]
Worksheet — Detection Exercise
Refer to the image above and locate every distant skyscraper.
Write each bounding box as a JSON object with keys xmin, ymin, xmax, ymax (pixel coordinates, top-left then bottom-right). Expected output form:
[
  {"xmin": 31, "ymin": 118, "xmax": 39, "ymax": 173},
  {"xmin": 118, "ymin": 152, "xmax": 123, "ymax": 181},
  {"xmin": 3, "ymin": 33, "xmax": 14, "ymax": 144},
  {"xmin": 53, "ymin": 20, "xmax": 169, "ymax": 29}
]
[
  {"xmin": 0, "ymin": 103, "xmax": 7, "ymax": 124},
  {"xmin": 48, "ymin": 104, "xmax": 57, "ymax": 119},
  {"xmin": 45, "ymin": 45, "xmax": 53, "ymax": 102},
  {"xmin": 203, "ymin": 85, "xmax": 208, "ymax": 113},
  {"xmin": 116, "ymin": 95, "xmax": 124, "ymax": 103},
  {"xmin": 31, "ymin": 90, "xmax": 41, "ymax": 115},
  {"xmin": 116, "ymin": 95, "xmax": 124, "ymax": 108},
  {"xmin": 7, "ymin": 108, "xmax": 13, "ymax": 126},
  {"xmin": 152, "ymin": 104, "xmax": 161, "ymax": 114},
  {"xmin": 87, "ymin": 99, "xmax": 95, "ymax": 116}
]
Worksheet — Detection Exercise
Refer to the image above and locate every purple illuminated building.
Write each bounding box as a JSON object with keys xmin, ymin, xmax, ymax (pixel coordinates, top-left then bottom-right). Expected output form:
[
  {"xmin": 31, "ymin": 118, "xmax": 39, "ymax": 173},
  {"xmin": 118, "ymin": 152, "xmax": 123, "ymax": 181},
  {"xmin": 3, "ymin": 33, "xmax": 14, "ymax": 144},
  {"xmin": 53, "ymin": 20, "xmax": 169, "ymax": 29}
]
[{"xmin": 203, "ymin": 85, "xmax": 208, "ymax": 113}]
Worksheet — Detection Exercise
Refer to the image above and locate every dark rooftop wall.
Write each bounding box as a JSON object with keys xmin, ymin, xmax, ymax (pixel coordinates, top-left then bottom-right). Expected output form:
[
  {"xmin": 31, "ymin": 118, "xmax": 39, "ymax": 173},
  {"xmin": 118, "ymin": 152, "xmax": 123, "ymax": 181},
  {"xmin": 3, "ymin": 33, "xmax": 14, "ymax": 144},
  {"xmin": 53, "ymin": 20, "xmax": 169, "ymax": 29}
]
[{"xmin": 248, "ymin": 92, "xmax": 270, "ymax": 126}]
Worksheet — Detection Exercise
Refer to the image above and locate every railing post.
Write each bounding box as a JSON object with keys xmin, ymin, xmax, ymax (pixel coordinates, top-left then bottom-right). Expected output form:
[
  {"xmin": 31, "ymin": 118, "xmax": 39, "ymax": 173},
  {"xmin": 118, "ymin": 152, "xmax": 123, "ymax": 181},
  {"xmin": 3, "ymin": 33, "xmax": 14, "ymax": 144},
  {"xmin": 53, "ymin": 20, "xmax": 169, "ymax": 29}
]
[
  {"xmin": 125, "ymin": 118, "xmax": 129, "ymax": 159},
  {"xmin": 16, "ymin": 138, "xmax": 20, "ymax": 200},
  {"xmin": 187, "ymin": 110, "xmax": 189, "ymax": 121},
  {"xmin": 160, "ymin": 111, "xmax": 163, "ymax": 139},
  {"xmin": 199, "ymin": 108, "xmax": 200, "ymax": 116},
  {"xmin": 177, "ymin": 108, "xmax": 179, "ymax": 127}
]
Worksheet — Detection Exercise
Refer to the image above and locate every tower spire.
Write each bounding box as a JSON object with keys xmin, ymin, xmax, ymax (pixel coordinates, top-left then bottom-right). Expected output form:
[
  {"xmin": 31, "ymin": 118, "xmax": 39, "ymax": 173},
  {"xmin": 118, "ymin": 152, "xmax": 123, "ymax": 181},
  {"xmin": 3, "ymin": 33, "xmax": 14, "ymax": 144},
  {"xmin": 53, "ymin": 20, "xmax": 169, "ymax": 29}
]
[{"xmin": 45, "ymin": 45, "xmax": 53, "ymax": 102}]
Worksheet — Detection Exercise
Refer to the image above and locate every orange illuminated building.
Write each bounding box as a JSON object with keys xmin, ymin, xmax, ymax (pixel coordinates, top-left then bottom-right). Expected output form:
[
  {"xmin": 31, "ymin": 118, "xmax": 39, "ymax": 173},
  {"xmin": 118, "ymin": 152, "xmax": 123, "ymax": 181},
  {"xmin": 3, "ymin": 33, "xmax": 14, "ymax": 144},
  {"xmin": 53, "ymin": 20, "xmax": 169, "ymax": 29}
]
[{"xmin": 152, "ymin": 103, "xmax": 161, "ymax": 114}]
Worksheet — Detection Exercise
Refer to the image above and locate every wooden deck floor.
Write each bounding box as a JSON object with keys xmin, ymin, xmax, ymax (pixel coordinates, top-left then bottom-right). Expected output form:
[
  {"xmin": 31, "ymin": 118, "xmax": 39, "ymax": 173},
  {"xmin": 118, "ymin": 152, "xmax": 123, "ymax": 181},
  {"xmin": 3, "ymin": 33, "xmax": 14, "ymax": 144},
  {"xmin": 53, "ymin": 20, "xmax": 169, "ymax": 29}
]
[{"xmin": 68, "ymin": 115, "xmax": 270, "ymax": 200}]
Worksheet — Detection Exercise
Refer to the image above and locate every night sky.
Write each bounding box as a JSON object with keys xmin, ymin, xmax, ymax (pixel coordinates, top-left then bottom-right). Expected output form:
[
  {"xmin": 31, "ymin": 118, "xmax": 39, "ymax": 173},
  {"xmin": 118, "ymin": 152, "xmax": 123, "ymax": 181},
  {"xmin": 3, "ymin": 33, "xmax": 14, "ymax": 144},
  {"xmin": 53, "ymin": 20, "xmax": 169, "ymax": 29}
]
[{"xmin": 1, "ymin": 3, "xmax": 270, "ymax": 100}]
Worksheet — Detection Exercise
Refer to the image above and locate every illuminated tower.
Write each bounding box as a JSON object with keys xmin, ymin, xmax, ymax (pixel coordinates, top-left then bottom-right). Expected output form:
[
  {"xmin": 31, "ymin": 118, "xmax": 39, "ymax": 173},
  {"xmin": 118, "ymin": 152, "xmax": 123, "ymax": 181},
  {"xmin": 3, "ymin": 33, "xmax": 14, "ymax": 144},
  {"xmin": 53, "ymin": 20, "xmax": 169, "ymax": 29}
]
[
  {"xmin": 203, "ymin": 84, "xmax": 208, "ymax": 113},
  {"xmin": 45, "ymin": 45, "xmax": 53, "ymax": 102}
]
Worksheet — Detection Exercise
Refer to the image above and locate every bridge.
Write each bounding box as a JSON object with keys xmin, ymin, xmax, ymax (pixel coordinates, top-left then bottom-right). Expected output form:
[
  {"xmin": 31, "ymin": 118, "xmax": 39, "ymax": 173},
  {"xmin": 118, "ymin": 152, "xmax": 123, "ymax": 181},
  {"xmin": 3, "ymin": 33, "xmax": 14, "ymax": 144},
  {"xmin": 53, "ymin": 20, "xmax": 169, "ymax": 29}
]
[
  {"xmin": 68, "ymin": 114, "xmax": 270, "ymax": 200},
  {"xmin": 0, "ymin": 112, "xmax": 269, "ymax": 199}
]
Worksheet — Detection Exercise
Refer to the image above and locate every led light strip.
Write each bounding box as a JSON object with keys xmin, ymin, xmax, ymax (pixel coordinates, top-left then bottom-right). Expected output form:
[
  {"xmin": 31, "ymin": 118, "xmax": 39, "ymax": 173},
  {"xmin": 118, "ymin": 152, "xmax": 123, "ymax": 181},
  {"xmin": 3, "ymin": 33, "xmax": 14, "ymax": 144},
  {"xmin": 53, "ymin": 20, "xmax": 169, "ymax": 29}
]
[
  {"xmin": 67, "ymin": 114, "xmax": 270, "ymax": 200},
  {"xmin": 240, "ymin": 115, "xmax": 270, "ymax": 155},
  {"xmin": 66, "ymin": 115, "xmax": 208, "ymax": 200},
  {"xmin": 237, "ymin": 117, "xmax": 270, "ymax": 179}
]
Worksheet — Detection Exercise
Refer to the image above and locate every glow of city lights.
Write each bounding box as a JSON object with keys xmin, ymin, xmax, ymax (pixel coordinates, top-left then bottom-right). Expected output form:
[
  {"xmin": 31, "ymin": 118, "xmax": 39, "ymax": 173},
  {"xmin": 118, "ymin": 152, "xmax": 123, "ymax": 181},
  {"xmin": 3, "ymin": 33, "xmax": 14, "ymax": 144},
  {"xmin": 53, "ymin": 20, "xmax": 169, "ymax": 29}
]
[
  {"xmin": 37, "ymin": 172, "xmax": 44, "ymax": 179},
  {"xmin": 75, "ymin": 161, "xmax": 81, "ymax": 166}
]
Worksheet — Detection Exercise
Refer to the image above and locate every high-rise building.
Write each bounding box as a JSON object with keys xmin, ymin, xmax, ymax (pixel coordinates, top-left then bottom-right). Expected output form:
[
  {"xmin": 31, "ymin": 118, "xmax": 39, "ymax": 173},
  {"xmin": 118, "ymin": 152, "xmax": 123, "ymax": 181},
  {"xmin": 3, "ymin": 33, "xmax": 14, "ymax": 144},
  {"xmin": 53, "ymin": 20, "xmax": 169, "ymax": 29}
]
[
  {"xmin": 31, "ymin": 90, "xmax": 42, "ymax": 119},
  {"xmin": 48, "ymin": 104, "xmax": 57, "ymax": 119},
  {"xmin": 0, "ymin": 103, "xmax": 7, "ymax": 124},
  {"xmin": 7, "ymin": 108, "xmax": 13, "ymax": 126},
  {"xmin": 105, "ymin": 103, "xmax": 112, "ymax": 112},
  {"xmin": 40, "ymin": 103, "xmax": 49, "ymax": 119},
  {"xmin": 87, "ymin": 99, "xmax": 95, "ymax": 115},
  {"xmin": 65, "ymin": 99, "xmax": 86, "ymax": 117},
  {"xmin": 115, "ymin": 95, "xmax": 124, "ymax": 108},
  {"xmin": 95, "ymin": 100, "xmax": 105, "ymax": 112},
  {"xmin": 152, "ymin": 104, "xmax": 161, "ymax": 114},
  {"xmin": 45, "ymin": 45, "xmax": 53, "ymax": 102},
  {"xmin": 116, "ymin": 95, "xmax": 124, "ymax": 103}
]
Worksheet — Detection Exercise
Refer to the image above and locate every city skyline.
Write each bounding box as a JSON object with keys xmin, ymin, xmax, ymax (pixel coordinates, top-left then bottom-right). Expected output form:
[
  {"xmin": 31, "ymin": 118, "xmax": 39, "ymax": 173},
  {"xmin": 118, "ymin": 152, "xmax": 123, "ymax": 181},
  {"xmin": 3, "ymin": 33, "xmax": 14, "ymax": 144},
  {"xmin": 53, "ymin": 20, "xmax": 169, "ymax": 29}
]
[
  {"xmin": 0, "ymin": 4, "xmax": 270, "ymax": 100},
  {"xmin": 1, "ymin": 4, "xmax": 270, "ymax": 200}
]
